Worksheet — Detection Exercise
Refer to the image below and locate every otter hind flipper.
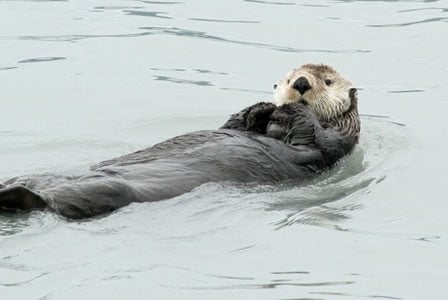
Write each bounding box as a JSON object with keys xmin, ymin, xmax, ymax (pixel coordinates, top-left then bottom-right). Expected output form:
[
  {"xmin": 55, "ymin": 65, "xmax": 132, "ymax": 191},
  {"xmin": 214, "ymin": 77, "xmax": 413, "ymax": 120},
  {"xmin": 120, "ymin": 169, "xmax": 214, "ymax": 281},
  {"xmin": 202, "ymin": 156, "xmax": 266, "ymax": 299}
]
[{"xmin": 0, "ymin": 186, "xmax": 46, "ymax": 212}]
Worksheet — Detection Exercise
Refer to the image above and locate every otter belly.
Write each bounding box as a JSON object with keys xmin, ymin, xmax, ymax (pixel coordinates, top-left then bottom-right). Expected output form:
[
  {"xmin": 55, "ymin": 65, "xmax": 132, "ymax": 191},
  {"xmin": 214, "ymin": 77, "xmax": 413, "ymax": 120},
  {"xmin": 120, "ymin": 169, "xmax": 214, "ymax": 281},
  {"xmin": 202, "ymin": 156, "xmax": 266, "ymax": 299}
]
[{"xmin": 0, "ymin": 130, "xmax": 317, "ymax": 219}]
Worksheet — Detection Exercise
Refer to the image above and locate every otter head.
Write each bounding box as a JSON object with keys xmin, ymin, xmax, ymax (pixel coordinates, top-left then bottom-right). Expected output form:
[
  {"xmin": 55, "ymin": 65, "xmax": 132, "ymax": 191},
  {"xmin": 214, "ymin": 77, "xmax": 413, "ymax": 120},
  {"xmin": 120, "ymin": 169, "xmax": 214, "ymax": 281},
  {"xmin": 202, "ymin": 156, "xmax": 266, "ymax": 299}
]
[{"xmin": 273, "ymin": 64, "xmax": 358, "ymax": 123}]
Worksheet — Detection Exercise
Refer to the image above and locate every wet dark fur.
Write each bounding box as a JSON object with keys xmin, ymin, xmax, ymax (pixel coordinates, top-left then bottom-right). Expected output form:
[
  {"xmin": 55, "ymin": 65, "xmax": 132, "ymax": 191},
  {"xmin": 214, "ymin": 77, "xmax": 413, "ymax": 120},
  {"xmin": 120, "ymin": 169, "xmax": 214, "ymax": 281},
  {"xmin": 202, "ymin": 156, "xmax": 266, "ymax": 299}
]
[{"xmin": 0, "ymin": 102, "xmax": 358, "ymax": 219}]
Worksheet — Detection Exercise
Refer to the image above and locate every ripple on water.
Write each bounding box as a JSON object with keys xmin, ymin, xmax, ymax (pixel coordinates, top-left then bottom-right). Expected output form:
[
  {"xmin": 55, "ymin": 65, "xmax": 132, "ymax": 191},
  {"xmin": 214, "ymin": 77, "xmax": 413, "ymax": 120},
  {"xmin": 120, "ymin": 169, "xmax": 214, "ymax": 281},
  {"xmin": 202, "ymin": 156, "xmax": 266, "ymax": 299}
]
[
  {"xmin": 244, "ymin": 0, "xmax": 296, "ymax": 5},
  {"xmin": 367, "ymin": 17, "xmax": 448, "ymax": 27},
  {"xmin": 0, "ymin": 116, "xmax": 414, "ymax": 300},
  {"xmin": 0, "ymin": 0, "xmax": 68, "ymax": 2},
  {"xmin": 0, "ymin": 116, "xmax": 413, "ymax": 235},
  {"xmin": 152, "ymin": 75, "xmax": 214, "ymax": 86},
  {"xmin": 17, "ymin": 57, "xmax": 66, "ymax": 64},
  {"xmin": 0, "ymin": 67, "xmax": 18, "ymax": 71},
  {"xmin": 139, "ymin": 1, "xmax": 183, "ymax": 4},
  {"xmin": 0, "ymin": 211, "xmax": 61, "ymax": 237},
  {"xmin": 386, "ymin": 89, "xmax": 426, "ymax": 94},
  {"xmin": 397, "ymin": 7, "xmax": 448, "ymax": 13},
  {"xmin": 148, "ymin": 67, "xmax": 270, "ymax": 94},
  {"xmin": 89, "ymin": 115, "xmax": 414, "ymax": 242},
  {"xmin": 9, "ymin": 27, "xmax": 371, "ymax": 54},
  {"xmin": 264, "ymin": 116, "xmax": 414, "ymax": 229},
  {"xmin": 150, "ymin": 67, "xmax": 229, "ymax": 75},
  {"xmin": 188, "ymin": 17, "xmax": 260, "ymax": 24},
  {"xmin": 93, "ymin": 6, "xmax": 146, "ymax": 10},
  {"xmin": 310, "ymin": 291, "xmax": 402, "ymax": 300},
  {"xmin": 123, "ymin": 10, "xmax": 172, "ymax": 19},
  {"xmin": 137, "ymin": 26, "xmax": 372, "ymax": 54}
]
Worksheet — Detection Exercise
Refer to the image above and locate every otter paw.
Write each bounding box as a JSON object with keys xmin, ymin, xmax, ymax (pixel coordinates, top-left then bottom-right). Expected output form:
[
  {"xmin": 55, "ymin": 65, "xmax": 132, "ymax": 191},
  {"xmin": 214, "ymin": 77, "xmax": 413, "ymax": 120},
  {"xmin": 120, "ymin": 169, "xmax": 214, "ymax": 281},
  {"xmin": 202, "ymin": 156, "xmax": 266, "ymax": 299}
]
[
  {"xmin": 246, "ymin": 102, "xmax": 277, "ymax": 133},
  {"xmin": 270, "ymin": 103, "xmax": 310, "ymax": 122},
  {"xmin": 0, "ymin": 185, "xmax": 46, "ymax": 211}
]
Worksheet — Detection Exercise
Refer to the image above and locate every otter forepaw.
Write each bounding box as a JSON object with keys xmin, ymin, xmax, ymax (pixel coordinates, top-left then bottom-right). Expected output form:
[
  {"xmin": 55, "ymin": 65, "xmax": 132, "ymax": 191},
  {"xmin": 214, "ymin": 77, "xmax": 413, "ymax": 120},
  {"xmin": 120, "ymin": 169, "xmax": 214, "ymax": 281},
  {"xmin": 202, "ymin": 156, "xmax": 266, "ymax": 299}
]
[
  {"xmin": 270, "ymin": 103, "xmax": 313, "ymax": 124},
  {"xmin": 246, "ymin": 102, "xmax": 277, "ymax": 133}
]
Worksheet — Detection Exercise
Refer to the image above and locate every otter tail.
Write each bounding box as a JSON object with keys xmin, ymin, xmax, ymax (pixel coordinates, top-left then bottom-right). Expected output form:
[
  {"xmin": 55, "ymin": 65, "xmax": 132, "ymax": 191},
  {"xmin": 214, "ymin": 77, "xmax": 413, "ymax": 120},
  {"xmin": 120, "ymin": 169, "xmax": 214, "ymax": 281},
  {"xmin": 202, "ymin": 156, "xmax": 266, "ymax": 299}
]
[{"xmin": 0, "ymin": 185, "xmax": 47, "ymax": 212}]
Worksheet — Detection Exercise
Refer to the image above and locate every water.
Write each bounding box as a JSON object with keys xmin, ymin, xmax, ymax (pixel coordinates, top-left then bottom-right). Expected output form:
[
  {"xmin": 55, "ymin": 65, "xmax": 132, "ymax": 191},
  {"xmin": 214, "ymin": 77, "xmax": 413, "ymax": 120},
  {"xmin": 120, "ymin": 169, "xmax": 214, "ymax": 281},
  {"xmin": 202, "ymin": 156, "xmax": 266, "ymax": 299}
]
[{"xmin": 0, "ymin": 0, "xmax": 447, "ymax": 299}]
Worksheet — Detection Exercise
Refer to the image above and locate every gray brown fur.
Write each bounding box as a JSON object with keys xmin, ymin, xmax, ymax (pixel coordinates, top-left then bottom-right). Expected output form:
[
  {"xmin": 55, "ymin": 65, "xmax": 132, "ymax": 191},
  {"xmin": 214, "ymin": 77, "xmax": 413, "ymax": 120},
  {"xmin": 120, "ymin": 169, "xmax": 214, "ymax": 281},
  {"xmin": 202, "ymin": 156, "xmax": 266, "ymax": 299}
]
[{"xmin": 0, "ymin": 64, "xmax": 360, "ymax": 219}]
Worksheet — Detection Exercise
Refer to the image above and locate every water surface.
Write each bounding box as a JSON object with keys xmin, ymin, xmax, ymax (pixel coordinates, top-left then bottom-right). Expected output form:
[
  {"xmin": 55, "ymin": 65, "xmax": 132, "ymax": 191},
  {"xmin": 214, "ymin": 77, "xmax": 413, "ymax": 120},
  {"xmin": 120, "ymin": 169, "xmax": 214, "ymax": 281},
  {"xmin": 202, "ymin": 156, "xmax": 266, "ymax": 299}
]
[{"xmin": 1, "ymin": 0, "xmax": 447, "ymax": 299}]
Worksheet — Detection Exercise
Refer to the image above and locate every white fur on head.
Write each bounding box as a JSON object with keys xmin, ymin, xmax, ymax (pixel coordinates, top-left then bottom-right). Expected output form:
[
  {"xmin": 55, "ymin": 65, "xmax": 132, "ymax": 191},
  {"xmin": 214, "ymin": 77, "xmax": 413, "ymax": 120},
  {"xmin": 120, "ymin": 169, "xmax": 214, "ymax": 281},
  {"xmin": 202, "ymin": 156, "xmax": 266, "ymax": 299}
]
[{"xmin": 273, "ymin": 64, "xmax": 355, "ymax": 122}]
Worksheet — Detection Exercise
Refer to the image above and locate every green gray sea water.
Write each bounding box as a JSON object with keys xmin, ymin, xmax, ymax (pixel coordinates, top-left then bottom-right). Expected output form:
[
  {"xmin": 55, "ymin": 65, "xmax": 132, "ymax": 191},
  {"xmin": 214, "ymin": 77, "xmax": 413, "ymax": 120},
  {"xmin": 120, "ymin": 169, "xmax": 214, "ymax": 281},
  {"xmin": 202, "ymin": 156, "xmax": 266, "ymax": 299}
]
[{"xmin": 1, "ymin": 0, "xmax": 447, "ymax": 299}]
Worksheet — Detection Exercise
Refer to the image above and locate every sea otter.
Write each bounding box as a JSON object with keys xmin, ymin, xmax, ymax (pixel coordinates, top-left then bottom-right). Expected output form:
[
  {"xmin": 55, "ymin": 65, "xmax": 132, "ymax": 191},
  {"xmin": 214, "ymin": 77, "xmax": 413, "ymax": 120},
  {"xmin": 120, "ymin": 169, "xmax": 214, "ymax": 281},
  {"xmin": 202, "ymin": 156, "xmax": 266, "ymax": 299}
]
[{"xmin": 0, "ymin": 64, "xmax": 360, "ymax": 219}]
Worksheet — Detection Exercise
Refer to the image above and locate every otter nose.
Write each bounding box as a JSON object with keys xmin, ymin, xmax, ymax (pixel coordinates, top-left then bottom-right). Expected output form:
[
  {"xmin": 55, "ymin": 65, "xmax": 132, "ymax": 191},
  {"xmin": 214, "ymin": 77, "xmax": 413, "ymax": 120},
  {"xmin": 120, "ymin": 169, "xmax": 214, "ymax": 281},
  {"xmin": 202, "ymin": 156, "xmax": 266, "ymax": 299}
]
[{"xmin": 293, "ymin": 77, "xmax": 311, "ymax": 95}]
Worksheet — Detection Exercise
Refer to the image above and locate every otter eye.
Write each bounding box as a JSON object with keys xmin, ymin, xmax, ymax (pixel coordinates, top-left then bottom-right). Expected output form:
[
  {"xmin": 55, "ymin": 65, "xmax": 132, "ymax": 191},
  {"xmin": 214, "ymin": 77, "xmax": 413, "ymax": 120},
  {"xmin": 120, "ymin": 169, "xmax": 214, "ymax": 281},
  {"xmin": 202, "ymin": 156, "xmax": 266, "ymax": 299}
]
[
  {"xmin": 325, "ymin": 79, "xmax": 332, "ymax": 86},
  {"xmin": 287, "ymin": 79, "xmax": 290, "ymax": 84},
  {"xmin": 273, "ymin": 84, "xmax": 277, "ymax": 89}
]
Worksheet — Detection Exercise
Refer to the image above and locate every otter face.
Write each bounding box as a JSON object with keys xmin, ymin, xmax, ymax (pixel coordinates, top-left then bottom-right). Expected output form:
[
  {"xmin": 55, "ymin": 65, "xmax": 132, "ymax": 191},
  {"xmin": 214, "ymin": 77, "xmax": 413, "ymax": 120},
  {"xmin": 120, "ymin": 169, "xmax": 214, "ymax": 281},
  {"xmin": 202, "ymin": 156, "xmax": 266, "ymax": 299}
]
[{"xmin": 273, "ymin": 64, "xmax": 357, "ymax": 122}]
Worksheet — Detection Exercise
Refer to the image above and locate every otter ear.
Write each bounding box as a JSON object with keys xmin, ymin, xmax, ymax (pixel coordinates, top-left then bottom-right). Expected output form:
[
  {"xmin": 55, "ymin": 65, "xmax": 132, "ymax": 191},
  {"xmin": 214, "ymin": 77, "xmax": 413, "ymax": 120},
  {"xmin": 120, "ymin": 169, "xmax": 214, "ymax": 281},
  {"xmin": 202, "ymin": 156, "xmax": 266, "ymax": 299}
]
[
  {"xmin": 349, "ymin": 87, "xmax": 357, "ymax": 99},
  {"xmin": 273, "ymin": 84, "xmax": 278, "ymax": 90},
  {"xmin": 348, "ymin": 87, "xmax": 358, "ymax": 110}
]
